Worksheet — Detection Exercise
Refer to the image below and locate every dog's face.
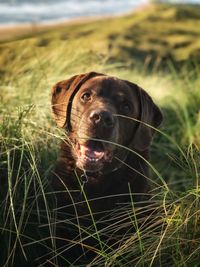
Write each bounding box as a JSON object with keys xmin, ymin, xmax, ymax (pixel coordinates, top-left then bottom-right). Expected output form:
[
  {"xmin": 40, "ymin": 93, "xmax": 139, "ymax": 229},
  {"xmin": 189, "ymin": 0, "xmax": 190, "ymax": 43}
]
[
  {"xmin": 52, "ymin": 72, "xmax": 162, "ymax": 173},
  {"xmin": 70, "ymin": 76, "xmax": 140, "ymax": 172}
]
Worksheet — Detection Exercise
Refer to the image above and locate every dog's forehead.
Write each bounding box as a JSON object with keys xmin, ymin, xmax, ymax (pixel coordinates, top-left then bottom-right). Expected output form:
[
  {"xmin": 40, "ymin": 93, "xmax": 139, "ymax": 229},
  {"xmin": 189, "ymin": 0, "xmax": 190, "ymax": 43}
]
[{"xmin": 80, "ymin": 76, "xmax": 134, "ymax": 97}]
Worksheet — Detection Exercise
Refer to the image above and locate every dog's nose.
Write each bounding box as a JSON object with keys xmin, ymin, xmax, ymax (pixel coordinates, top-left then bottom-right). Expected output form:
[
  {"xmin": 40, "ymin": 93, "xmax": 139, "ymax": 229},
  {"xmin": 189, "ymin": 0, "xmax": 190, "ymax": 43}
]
[{"xmin": 89, "ymin": 110, "xmax": 114, "ymax": 128}]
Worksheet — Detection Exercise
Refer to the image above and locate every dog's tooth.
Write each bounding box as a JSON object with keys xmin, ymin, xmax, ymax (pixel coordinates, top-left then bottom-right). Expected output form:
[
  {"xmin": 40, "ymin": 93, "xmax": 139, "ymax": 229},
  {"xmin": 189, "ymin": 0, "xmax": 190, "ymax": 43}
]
[{"xmin": 79, "ymin": 154, "xmax": 103, "ymax": 163}]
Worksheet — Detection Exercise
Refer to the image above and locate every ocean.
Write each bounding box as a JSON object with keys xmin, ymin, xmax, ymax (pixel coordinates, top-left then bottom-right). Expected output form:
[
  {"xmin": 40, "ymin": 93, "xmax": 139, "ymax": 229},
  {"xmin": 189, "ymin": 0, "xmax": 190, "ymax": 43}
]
[
  {"xmin": 0, "ymin": 0, "xmax": 199, "ymax": 26},
  {"xmin": 0, "ymin": 0, "xmax": 149, "ymax": 26}
]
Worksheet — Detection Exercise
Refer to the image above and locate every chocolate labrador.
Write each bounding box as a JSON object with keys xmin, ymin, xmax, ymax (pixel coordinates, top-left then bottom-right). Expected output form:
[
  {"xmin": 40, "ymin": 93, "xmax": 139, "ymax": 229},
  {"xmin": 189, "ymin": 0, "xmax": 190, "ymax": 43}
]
[{"xmin": 50, "ymin": 71, "xmax": 162, "ymax": 265}]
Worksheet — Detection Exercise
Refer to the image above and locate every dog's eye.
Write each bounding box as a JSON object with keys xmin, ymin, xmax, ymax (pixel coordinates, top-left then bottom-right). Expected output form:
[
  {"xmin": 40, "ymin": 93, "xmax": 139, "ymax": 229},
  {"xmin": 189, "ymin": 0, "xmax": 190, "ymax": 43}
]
[
  {"xmin": 81, "ymin": 91, "xmax": 92, "ymax": 102},
  {"xmin": 120, "ymin": 101, "xmax": 131, "ymax": 113}
]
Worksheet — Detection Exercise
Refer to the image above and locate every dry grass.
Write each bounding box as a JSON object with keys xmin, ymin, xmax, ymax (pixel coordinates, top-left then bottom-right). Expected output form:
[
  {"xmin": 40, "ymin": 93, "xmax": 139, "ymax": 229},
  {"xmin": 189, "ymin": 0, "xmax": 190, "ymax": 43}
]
[{"xmin": 0, "ymin": 3, "xmax": 200, "ymax": 266}]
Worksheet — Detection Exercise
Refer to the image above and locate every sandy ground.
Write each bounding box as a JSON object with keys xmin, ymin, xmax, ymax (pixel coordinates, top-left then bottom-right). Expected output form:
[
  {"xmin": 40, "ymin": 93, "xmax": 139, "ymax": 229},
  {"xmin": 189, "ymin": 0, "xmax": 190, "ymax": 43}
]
[{"xmin": 0, "ymin": 17, "xmax": 101, "ymax": 41}]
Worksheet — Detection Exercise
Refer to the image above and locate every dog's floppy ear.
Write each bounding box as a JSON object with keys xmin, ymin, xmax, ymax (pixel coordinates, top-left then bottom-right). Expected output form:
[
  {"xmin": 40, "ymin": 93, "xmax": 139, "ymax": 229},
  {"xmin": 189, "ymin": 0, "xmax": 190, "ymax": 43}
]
[
  {"xmin": 126, "ymin": 81, "xmax": 163, "ymax": 151},
  {"xmin": 51, "ymin": 74, "xmax": 80, "ymax": 128},
  {"xmin": 51, "ymin": 72, "xmax": 105, "ymax": 129}
]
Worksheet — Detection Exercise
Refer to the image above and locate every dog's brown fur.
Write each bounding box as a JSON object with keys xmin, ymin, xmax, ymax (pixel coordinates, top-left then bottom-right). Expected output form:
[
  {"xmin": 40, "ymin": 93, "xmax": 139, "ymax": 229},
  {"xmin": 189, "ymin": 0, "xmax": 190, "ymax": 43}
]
[{"xmin": 50, "ymin": 72, "xmax": 162, "ymax": 265}]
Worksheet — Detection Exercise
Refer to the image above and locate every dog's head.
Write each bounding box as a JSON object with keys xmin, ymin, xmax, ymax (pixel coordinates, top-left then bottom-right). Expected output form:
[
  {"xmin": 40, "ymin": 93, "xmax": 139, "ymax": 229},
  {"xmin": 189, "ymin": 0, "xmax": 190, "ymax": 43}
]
[{"xmin": 51, "ymin": 72, "xmax": 162, "ymax": 173}]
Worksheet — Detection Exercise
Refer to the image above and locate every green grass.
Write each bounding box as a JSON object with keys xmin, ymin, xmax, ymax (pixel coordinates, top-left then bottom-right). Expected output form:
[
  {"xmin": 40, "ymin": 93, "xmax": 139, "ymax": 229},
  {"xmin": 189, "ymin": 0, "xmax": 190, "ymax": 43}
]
[{"xmin": 0, "ymin": 3, "xmax": 200, "ymax": 266}]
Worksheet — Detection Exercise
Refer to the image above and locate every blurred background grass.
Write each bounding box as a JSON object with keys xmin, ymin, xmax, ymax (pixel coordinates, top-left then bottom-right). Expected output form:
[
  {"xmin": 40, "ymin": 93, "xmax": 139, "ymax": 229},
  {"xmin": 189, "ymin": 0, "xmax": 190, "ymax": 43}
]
[{"xmin": 0, "ymin": 2, "xmax": 200, "ymax": 266}]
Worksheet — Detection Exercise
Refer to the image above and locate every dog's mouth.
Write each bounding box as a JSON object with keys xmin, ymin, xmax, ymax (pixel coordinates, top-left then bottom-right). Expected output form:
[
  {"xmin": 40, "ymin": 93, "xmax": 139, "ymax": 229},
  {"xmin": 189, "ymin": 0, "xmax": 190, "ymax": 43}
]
[{"xmin": 75, "ymin": 139, "xmax": 113, "ymax": 172}]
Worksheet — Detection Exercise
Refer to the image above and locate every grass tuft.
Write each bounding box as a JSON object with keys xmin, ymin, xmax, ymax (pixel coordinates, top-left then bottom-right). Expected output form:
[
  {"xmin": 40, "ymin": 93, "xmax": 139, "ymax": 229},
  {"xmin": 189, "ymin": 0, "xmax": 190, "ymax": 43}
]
[{"xmin": 0, "ymin": 3, "xmax": 200, "ymax": 266}]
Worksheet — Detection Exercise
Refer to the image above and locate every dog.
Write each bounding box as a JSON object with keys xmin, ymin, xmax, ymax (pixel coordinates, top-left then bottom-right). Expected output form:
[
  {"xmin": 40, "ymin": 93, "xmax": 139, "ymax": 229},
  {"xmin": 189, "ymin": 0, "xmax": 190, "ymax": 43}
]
[{"xmin": 50, "ymin": 71, "xmax": 163, "ymax": 265}]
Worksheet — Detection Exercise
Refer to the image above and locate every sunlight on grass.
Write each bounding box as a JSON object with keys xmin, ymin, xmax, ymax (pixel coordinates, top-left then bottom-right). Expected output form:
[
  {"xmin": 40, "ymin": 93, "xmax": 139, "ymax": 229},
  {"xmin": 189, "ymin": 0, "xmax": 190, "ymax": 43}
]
[{"xmin": 0, "ymin": 3, "xmax": 200, "ymax": 266}]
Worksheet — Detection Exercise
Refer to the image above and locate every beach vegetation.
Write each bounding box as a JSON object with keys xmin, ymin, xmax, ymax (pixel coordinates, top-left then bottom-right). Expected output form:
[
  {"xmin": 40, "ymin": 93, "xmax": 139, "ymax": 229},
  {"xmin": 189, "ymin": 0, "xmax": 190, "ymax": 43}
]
[{"xmin": 0, "ymin": 3, "xmax": 200, "ymax": 266}]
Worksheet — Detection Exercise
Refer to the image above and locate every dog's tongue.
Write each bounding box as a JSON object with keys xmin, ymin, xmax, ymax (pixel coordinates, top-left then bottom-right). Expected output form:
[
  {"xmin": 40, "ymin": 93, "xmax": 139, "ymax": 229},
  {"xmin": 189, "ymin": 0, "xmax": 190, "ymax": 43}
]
[{"xmin": 80, "ymin": 144, "xmax": 104, "ymax": 159}]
